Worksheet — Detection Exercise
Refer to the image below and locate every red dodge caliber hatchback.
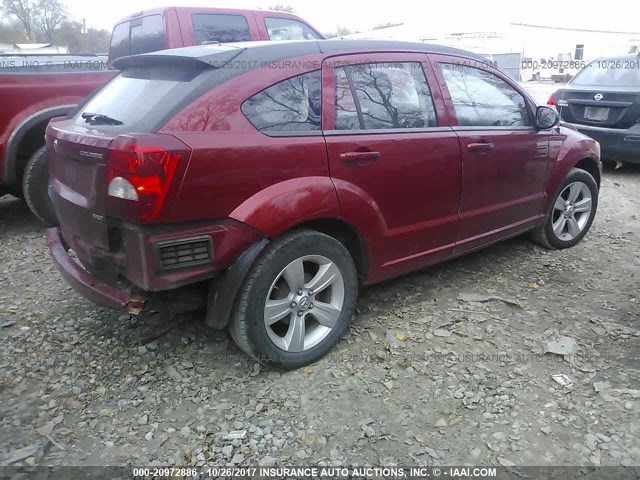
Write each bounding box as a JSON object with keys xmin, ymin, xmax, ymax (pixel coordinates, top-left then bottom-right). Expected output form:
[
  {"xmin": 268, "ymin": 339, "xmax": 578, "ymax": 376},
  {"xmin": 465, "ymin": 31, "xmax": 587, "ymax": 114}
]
[{"xmin": 46, "ymin": 40, "xmax": 602, "ymax": 369}]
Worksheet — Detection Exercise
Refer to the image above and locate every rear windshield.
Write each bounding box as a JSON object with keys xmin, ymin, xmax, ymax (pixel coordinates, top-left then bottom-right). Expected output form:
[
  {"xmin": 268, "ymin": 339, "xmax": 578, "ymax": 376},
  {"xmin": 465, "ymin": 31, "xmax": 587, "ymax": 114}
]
[
  {"xmin": 73, "ymin": 65, "xmax": 205, "ymax": 132},
  {"xmin": 571, "ymin": 58, "xmax": 640, "ymax": 86},
  {"xmin": 109, "ymin": 15, "xmax": 166, "ymax": 64}
]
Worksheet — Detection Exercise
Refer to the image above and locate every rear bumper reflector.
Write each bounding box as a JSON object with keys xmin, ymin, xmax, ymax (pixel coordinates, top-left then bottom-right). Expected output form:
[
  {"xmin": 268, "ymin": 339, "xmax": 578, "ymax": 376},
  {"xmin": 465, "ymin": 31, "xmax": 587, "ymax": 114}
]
[{"xmin": 155, "ymin": 236, "xmax": 213, "ymax": 271}]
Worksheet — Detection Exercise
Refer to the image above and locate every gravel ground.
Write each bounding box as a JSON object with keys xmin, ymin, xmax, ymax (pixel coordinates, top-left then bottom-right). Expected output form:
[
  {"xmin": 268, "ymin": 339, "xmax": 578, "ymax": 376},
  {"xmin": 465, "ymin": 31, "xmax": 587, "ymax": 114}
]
[{"xmin": 0, "ymin": 164, "xmax": 639, "ymax": 468}]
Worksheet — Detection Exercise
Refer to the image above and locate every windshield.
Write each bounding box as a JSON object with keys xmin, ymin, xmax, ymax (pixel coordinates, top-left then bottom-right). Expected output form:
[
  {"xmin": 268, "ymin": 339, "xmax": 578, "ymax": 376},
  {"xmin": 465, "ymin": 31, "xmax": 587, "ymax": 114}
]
[{"xmin": 571, "ymin": 58, "xmax": 640, "ymax": 87}]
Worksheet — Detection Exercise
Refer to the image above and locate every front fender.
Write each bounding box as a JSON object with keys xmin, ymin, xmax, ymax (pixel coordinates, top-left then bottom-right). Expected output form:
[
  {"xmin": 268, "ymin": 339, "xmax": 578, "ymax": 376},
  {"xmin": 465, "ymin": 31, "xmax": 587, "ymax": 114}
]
[
  {"xmin": 542, "ymin": 130, "xmax": 601, "ymax": 214},
  {"xmin": 229, "ymin": 176, "xmax": 341, "ymax": 237}
]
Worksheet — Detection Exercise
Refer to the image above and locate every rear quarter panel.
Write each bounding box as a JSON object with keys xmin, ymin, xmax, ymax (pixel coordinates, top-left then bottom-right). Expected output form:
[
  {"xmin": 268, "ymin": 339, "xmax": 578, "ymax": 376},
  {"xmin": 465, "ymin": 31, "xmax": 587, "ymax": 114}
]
[{"xmin": 161, "ymin": 58, "xmax": 338, "ymax": 232}]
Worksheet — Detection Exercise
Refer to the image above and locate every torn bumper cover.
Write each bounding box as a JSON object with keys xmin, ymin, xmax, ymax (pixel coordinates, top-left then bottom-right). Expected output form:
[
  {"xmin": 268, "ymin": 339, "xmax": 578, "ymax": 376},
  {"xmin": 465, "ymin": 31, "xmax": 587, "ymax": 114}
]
[{"xmin": 46, "ymin": 228, "xmax": 146, "ymax": 314}]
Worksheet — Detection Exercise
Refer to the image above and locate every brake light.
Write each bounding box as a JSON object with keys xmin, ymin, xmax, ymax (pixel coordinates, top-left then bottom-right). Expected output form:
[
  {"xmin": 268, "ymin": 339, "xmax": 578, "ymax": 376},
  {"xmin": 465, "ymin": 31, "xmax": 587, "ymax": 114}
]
[
  {"xmin": 106, "ymin": 135, "xmax": 191, "ymax": 222},
  {"xmin": 547, "ymin": 94, "xmax": 555, "ymax": 106}
]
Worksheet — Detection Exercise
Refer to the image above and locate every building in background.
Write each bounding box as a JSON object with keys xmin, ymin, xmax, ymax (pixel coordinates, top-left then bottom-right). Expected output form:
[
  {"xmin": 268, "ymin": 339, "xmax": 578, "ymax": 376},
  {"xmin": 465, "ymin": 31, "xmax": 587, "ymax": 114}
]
[
  {"xmin": 341, "ymin": 22, "xmax": 640, "ymax": 81},
  {"xmin": 0, "ymin": 43, "xmax": 70, "ymax": 54}
]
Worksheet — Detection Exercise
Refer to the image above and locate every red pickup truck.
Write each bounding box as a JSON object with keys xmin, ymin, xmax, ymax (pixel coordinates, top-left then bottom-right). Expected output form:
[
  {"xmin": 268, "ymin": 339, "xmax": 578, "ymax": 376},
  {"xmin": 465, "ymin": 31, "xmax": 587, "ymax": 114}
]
[{"xmin": 0, "ymin": 7, "xmax": 323, "ymax": 225}]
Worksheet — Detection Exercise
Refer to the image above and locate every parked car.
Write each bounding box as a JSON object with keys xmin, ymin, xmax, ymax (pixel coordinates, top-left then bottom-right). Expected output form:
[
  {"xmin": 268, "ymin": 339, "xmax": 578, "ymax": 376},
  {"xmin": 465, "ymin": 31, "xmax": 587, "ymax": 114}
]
[
  {"xmin": 0, "ymin": 7, "xmax": 323, "ymax": 226},
  {"xmin": 548, "ymin": 54, "xmax": 640, "ymax": 164},
  {"xmin": 46, "ymin": 40, "xmax": 601, "ymax": 369}
]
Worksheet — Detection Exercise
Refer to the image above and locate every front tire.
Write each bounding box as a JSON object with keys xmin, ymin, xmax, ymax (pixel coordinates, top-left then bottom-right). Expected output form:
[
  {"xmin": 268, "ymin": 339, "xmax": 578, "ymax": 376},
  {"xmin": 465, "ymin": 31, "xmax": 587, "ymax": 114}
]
[
  {"xmin": 22, "ymin": 146, "xmax": 58, "ymax": 227},
  {"xmin": 229, "ymin": 230, "xmax": 358, "ymax": 370},
  {"xmin": 532, "ymin": 168, "xmax": 598, "ymax": 249}
]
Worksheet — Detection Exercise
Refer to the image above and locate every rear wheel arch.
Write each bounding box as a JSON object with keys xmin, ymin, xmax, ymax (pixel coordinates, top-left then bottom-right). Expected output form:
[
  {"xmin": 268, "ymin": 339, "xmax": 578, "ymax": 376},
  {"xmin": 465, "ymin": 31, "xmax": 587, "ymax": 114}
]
[
  {"xmin": 228, "ymin": 176, "xmax": 342, "ymax": 238},
  {"xmin": 285, "ymin": 218, "xmax": 369, "ymax": 285},
  {"xmin": 4, "ymin": 105, "xmax": 77, "ymax": 184}
]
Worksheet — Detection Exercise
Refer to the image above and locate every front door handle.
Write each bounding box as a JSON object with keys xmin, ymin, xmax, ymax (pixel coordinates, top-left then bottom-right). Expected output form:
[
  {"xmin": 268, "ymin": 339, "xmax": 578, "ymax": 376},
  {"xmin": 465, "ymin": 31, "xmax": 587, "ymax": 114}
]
[
  {"xmin": 339, "ymin": 151, "xmax": 380, "ymax": 163},
  {"xmin": 467, "ymin": 142, "xmax": 494, "ymax": 154}
]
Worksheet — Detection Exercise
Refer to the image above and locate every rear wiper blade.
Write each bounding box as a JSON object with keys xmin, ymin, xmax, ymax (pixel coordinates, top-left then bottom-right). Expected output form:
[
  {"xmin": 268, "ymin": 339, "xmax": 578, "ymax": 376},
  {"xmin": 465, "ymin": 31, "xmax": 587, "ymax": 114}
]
[{"xmin": 81, "ymin": 112, "xmax": 123, "ymax": 125}]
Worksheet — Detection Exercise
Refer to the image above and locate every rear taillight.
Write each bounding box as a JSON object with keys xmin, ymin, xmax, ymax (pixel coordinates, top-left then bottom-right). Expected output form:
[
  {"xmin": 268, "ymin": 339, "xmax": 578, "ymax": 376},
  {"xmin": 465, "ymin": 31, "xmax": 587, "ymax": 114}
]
[
  {"xmin": 547, "ymin": 94, "xmax": 555, "ymax": 106},
  {"xmin": 107, "ymin": 135, "xmax": 191, "ymax": 222}
]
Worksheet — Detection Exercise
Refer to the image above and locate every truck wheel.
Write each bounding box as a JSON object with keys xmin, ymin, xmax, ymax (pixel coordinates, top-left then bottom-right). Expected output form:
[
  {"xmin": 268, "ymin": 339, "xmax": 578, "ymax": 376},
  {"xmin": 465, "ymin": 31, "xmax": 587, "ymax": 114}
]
[
  {"xmin": 229, "ymin": 230, "xmax": 358, "ymax": 370},
  {"xmin": 23, "ymin": 146, "xmax": 58, "ymax": 227},
  {"xmin": 531, "ymin": 168, "xmax": 598, "ymax": 250}
]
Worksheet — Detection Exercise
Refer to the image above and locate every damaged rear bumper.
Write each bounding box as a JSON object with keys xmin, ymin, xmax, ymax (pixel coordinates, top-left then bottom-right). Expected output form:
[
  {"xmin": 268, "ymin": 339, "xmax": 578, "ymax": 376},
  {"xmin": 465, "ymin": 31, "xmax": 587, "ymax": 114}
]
[{"xmin": 46, "ymin": 227, "xmax": 146, "ymax": 314}]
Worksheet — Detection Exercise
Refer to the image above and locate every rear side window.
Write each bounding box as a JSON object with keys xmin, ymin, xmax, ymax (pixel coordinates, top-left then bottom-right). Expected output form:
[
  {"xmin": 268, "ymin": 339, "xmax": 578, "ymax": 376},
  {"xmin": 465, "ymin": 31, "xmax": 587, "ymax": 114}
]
[
  {"xmin": 74, "ymin": 65, "xmax": 205, "ymax": 132},
  {"xmin": 109, "ymin": 15, "xmax": 166, "ymax": 62},
  {"xmin": 440, "ymin": 64, "xmax": 531, "ymax": 127},
  {"xmin": 571, "ymin": 59, "xmax": 640, "ymax": 86},
  {"xmin": 109, "ymin": 23, "xmax": 129, "ymax": 61},
  {"xmin": 264, "ymin": 17, "xmax": 321, "ymax": 41},
  {"xmin": 335, "ymin": 62, "xmax": 437, "ymax": 130},
  {"xmin": 192, "ymin": 14, "xmax": 252, "ymax": 44},
  {"xmin": 130, "ymin": 15, "xmax": 165, "ymax": 55},
  {"xmin": 242, "ymin": 71, "xmax": 322, "ymax": 133}
]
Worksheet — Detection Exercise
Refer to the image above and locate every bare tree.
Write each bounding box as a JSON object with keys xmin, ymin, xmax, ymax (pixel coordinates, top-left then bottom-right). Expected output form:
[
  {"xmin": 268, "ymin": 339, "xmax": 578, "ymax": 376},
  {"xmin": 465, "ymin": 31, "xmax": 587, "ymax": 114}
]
[
  {"xmin": 373, "ymin": 22, "xmax": 402, "ymax": 30},
  {"xmin": 268, "ymin": 4, "xmax": 295, "ymax": 13},
  {"xmin": 2, "ymin": 0, "xmax": 36, "ymax": 42},
  {"xmin": 325, "ymin": 25, "xmax": 354, "ymax": 38},
  {"xmin": 33, "ymin": 0, "xmax": 67, "ymax": 42}
]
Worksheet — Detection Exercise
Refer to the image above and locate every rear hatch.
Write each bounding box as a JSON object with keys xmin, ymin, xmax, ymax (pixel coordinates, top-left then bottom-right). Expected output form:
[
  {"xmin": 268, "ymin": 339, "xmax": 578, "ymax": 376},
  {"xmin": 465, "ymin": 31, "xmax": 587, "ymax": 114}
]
[
  {"xmin": 48, "ymin": 123, "xmax": 115, "ymax": 257},
  {"xmin": 48, "ymin": 46, "xmax": 245, "ymax": 268},
  {"xmin": 554, "ymin": 57, "xmax": 640, "ymax": 129}
]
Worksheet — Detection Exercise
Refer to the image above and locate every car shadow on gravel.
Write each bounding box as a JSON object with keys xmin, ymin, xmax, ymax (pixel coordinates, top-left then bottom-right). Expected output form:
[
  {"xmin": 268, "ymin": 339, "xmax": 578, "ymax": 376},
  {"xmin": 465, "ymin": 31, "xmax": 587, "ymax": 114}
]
[{"xmin": 0, "ymin": 194, "xmax": 42, "ymax": 234}]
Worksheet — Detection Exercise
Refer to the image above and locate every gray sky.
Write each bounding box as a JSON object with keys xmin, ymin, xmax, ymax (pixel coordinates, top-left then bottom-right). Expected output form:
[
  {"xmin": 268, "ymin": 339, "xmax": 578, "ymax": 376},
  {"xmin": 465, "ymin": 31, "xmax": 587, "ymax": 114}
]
[{"xmin": 64, "ymin": 0, "xmax": 640, "ymax": 35}]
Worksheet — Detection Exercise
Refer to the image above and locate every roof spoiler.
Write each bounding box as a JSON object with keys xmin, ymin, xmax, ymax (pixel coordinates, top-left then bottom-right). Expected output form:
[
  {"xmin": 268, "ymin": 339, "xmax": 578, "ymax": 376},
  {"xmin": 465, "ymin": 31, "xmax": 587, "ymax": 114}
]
[{"xmin": 112, "ymin": 46, "xmax": 245, "ymax": 70}]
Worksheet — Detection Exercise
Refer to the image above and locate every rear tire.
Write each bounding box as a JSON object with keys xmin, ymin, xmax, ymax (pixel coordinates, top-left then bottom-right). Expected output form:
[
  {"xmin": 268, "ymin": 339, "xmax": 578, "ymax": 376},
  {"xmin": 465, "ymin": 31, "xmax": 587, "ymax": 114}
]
[
  {"xmin": 229, "ymin": 230, "xmax": 358, "ymax": 370},
  {"xmin": 23, "ymin": 146, "xmax": 58, "ymax": 227},
  {"xmin": 531, "ymin": 168, "xmax": 598, "ymax": 250}
]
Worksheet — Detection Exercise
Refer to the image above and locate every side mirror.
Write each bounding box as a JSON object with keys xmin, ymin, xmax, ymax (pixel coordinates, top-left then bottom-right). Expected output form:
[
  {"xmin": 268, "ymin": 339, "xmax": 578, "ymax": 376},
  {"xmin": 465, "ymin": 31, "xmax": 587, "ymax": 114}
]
[{"xmin": 535, "ymin": 105, "xmax": 560, "ymax": 129}]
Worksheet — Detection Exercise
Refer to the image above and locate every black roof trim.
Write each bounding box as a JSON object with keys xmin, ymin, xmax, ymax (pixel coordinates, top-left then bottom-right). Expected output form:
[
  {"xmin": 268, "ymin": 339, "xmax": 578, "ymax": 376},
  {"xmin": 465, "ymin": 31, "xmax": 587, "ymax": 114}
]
[
  {"xmin": 113, "ymin": 39, "xmax": 488, "ymax": 70},
  {"xmin": 316, "ymin": 39, "xmax": 488, "ymax": 60}
]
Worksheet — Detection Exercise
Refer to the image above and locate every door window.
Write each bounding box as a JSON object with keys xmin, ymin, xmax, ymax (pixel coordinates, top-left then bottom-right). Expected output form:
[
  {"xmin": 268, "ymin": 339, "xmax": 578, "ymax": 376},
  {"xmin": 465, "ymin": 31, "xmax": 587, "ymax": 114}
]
[
  {"xmin": 440, "ymin": 64, "xmax": 531, "ymax": 127},
  {"xmin": 334, "ymin": 62, "xmax": 437, "ymax": 130}
]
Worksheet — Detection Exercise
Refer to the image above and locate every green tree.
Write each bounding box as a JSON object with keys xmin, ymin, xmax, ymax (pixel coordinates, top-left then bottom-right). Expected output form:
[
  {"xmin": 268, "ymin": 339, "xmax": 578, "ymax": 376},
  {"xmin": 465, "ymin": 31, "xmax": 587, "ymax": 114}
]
[
  {"xmin": 50, "ymin": 19, "xmax": 83, "ymax": 52},
  {"xmin": 84, "ymin": 27, "xmax": 110, "ymax": 54}
]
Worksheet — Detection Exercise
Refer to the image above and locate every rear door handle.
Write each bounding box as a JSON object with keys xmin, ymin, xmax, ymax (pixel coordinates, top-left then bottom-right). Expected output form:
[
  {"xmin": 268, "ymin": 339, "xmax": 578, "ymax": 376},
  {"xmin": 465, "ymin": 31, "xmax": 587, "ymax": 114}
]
[
  {"xmin": 339, "ymin": 151, "xmax": 380, "ymax": 163},
  {"xmin": 467, "ymin": 142, "xmax": 494, "ymax": 154}
]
